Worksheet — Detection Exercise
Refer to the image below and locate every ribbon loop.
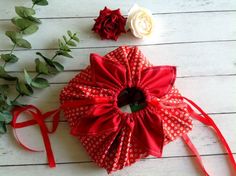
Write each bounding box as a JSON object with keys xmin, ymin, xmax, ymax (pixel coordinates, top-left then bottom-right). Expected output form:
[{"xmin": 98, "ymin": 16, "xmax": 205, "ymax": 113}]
[{"xmin": 11, "ymin": 105, "xmax": 60, "ymax": 168}]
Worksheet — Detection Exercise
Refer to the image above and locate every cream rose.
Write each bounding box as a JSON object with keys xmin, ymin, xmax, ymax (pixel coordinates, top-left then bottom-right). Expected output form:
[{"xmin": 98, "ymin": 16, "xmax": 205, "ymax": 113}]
[{"xmin": 127, "ymin": 4, "xmax": 155, "ymax": 38}]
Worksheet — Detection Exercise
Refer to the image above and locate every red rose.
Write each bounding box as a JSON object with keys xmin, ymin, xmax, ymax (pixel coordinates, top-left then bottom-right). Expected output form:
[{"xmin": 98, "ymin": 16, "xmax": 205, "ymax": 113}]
[{"xmin": 92, "ymin": 7, "xmax": 126, "ymax": 40}]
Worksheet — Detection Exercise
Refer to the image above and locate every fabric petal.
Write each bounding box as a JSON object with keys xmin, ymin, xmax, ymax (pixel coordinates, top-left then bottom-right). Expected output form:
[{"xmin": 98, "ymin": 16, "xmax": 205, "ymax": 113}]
[
  {"xmin": 71, "ymin": 108, "xmax": 121, "ymax": 136},
  {"xmin": 139, "ymin": 66, "xmax": 176, "ymax": 98},
  {"xmin": 90, "ymin": 53, "xmax": 127, "ymax": 90},
  {"xmin": 130, "ymin": 109, "xmax": 164, "ymax": 157}
]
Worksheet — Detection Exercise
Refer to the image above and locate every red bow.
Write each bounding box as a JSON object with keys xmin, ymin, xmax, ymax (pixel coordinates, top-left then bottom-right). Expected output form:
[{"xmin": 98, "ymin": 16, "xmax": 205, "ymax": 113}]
[{"xmin": 70, "ymin": 54, "xmax": 176, "ymax": 157}]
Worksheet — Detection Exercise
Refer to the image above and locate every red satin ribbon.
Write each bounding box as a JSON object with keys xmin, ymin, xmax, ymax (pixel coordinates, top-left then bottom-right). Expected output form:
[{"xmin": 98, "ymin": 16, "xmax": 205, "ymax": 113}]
[
  {"xmin": 182, "ymin": 134, "xmax": 209, "ymax": 176},
  {"xmin": 11, "ymin": 96, "xmax": 236, "ymax": 174},
  {"xmin": 182, "ymin": 97, "xmax": 236, "ymax": 174},
  {"xmin": 11, "ymin": 105, "xmax": 60, "ymax": 167},
  {"xmin": 11, "ymin": 97, "xmax": 113, "ymax": 168}
]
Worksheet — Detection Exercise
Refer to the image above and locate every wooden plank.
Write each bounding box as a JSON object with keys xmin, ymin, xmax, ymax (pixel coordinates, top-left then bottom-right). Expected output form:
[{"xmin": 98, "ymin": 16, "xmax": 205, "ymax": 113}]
[
  {"xmin": 1, "ymin": 41, "xmax": 236, "ymax": 77},
  {"xmin": 0, "ymin": 113, "xmax": 235, "ymax": 167},
  {"xmin": 0, "ymin": 154, "xmax": 235, "ymax": 176},
  {"xmin": 0, "ymin": 12, "xmax": 236, "ymax": 51},
  {"xmin": 4, "ymin": 75, "xmax": 236, "ymax": 113},
  {"xmin": 0, "ymin": 0, "xmax": 236, "ymax": 20}
]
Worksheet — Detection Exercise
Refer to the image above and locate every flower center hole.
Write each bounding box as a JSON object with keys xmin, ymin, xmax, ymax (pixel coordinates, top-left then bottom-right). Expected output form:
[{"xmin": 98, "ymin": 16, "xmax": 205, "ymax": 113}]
[{"xmin": 117, "ymin": 87, "xmax": 147, "ymax": 112}]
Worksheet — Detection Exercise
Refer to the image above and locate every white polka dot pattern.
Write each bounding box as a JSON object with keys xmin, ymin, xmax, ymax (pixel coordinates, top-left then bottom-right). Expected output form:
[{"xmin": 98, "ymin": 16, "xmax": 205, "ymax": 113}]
[{"xmin": 60, "ymin": 46, "xmax": 192, "ymax": 173}]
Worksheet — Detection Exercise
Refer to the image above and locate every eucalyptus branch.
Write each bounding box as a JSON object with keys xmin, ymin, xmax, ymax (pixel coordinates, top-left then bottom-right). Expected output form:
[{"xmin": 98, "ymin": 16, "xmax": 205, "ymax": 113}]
[
  {"xmin": 0, "ymin": 0, "xmax": 49, "ymax": 134},
  {"xmin": 13, "ymin": 31, "xmax": 80, "ymax": 105}
]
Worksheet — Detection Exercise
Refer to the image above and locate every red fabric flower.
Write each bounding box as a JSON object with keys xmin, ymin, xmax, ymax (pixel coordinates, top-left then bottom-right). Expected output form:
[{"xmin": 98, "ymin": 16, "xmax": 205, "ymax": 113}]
[
  {"xmin": 92, "ymin": 7, "xmax": 126, "ymax": 40},
  {"xmin": 60, "ymin": 46, "xmax": 193, "ymax": 173}
]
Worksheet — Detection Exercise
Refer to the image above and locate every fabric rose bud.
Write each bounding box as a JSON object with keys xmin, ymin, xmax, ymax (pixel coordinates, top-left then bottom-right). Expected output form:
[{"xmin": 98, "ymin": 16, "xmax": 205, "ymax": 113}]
[
  {"xmin": 92, "ymin": 7, "xmax": 126, "ymax": 40},
  {"xmin": 127, "ymin": 4, "xmax": 155, "ymax": 38}
]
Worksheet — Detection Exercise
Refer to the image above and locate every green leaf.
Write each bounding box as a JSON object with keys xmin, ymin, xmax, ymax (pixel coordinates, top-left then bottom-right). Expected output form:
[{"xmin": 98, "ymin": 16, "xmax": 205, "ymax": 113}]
[
  {"xmin": 72, "ymin": 35, "xmax": 80, "ymax": 43},
  {"xmin": 0, "ymin": 66, "xmax": 17, "ymax": 81},
  {"xmin": 1, "ymin": 54, "xmax": 19, "ymax": 63},
  {"xmin": 31, "ymin": 77, "xmax": 49, "ymax": 89},
  {"xmin": 67, "ymin": 40, "xmax": 77, "ymax": 47},
  {"xmin": 15, "ymin": 6, "xmax": 35, "ymax": 18},
  {"xmin": 15, "ymin": 38, "xmax": 31, "ymax": 48},
  {"xmin": 27, "ymin": 16, "xmax": 41, "ymax": 24},
  {"xmin": 63, "ymin": 35, "xmax": 68, "ymax": 43},
  {"xmin": 0, "ymin": 111, "xmax": 12, "ymax": 123},
  {"xmin": 36, "ymin": 52, "xmax": 54, "ymax": 66},
  {"xmin": 58, "ymin": 39, "xmax": 71, "ymax": 52},
  {"xmin": 5, "ymin": 31, "xmax": 22, "ymax": 44},
  {"xmin": 56, "ymin": 51, "xmax": 73, "ymax": 58},
  {"xmin": 53, "ymin": 61, "xmax": 64, "ymax": 72},
  {"xmin": 24, "ymin": 69, "xmax": 32, "ymax": 85},
  {"xmin": 0, "ymin": 121, "xmax": 7, "ymax": 134},
  {"xmin": 47, "ymin": 67, "xmax": 59, "ymax": 74},
  {"xmin": 16, "ymin": 80, "xmax": 33, "ymax": 96},
  {"xmin": 11, "ymin": 17, "xmax": 30, "ymax": 29},
  {"xmin": 22, "ymin": 24, "xmax": 38, "ymax": 34},
  {"xmin": 35, "ymin": 58, "xmax": 49, "ymax": 74},
  {"xmin": 0, "ymin": 85, "xmax": 9, "ymax": 95},
  {"xmin": 32, "ymin": 0, "xmax": 49, "ymax": 6},
  {"xmin": 11, "ymin": 18, "xmax": 38, "ymax": 34},
  {"xmin": 67, "ymin": 30, "xmax": 73, "ymax": 37}
]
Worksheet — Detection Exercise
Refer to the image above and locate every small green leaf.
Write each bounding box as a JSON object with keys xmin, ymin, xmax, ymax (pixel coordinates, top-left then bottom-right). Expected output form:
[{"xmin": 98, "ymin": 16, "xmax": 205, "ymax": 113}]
[
  {"xmin": 16, "ymin": 80, "xmax": 33, "ymax": 96},
  {"xmin": 58, "ymin": 40, "xmax": 71, "ymax": 52},
  {"xmin": 67, "ymin": 30, "xmax": 73, "ymax": 37},
  {"xmin": 63, "ymin": 35, "xmax": 68, "ymax": 43},
  {"xmin": 35, "ymin": 58, "xmax": 49, "ymax": 74},
  {"xmin": 15, "ymin": 6, "xmax": 35, "ymax": 18},
  {"xmin": 11, "ymin": 18, "xmax": 38, "ymax": 34},
  {"xmin": 56, "ymin": 51, "xmax": 73, "ymax": 58},
  {"xmin": 0, "ymin": 111, "xmax": 12, "ymax": 123},
  {"xmin": 1, "ymin": 54, "xmax": 19, "ymax": 63},
  {"xmin": 67, "ymin": 40, "xmax": 77, "ymax": 47},
  {"xmin": 5, "ymin": 31, "xmax": 22, "ymax": 44},
  {"xmin": 0, "ymin": 66, "xmax": 17, "ymax": 81},
  {"xmin": 11, "ymin": 17, "xmax": 31, "ymax": 29},
  {"xmin": 47, "ymin": 67, "xmax": 59, "ymax": 74},
  {"xmin": 22, "ymin": 24, "xmax": 38, "ymax": 34},
  {"xmin": 31, "ymin": 77, "xmax": 49, "ymax": 89},
  {"xmin": 15, "ymin": 38, "xmax": 31, "ymax": 48},
  {"xmin": 36, "ymin": 52, "xmax": 54, "ymax": 66},
  {"xmin": 32, "ymin": 0, "xmax": 49, "ymax": 6},
  {"xmin": 53, "ymin": 61, "xmax": 64, "ymax": 72},
  {"xmin": 24, "ymin": 69, "xmax": 32, "ymax": 85},
  {"xmin": 0, "ymin": 85, "xmax": 9, "ymax": 95},
  {"xmin": 0, "ymin": 121, "xmax": 7, "ymax": 134},
  {"xmin": 27, "ymin": 16, "xmax": 41, "ymax": 24},
  {"xmin": 72, "ymin": 35, "xmax": 80, "ymax": 42}
]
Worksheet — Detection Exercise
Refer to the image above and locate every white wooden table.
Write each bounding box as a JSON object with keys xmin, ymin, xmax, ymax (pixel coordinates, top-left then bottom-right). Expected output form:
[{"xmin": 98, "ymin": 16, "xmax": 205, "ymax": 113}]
[{"xmin": 0, "ymin": 0, "xmax": 236, "ymax": 175}]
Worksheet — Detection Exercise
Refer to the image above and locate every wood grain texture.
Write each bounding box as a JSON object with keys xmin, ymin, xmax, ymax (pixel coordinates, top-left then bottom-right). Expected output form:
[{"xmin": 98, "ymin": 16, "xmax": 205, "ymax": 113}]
[
  {"xmin": 0, "ymin": 0, "xmax": 236, "ymax": 19},
  {"xmin": 1, "ymin": 12, "xmax": 236, "ymax": 51},
  {"xmin": 0, "ymin": 0, "xmax": 235, "ymax": 175}
]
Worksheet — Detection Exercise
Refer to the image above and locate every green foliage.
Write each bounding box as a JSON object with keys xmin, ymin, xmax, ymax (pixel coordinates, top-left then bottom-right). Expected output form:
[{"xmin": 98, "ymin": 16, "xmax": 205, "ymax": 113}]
[
  {"xmin": 0, "ymin": 0, "xmax": 80, "ymax": 134},
  {"xmin": 32, "ymin": 0, "xmax": 49, "ymax": 6},
  {"xmin": 0, "ymin": 1, "xmax": 49, "ymax": 134},
  {"xmin": 1, "ymin": 54, "xmax": 19, "ymax": 63},
  {"xmin": 0, "ymin": 66, "xmax": 17, "ymax": 81}
]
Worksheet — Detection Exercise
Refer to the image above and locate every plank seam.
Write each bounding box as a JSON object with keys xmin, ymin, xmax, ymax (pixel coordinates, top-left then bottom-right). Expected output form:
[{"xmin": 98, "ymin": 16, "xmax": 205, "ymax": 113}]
[
  {"xmin": 0, "ymin": 39, "xmax": 236, "ymax": 52},
  {"xmin": 0, "ymin": 9, "xmax": 235, "ymax": 21}
]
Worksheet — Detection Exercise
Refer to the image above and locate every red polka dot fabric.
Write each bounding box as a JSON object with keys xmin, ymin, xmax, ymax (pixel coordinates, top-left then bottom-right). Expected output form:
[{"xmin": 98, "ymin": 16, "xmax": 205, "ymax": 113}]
[{"xmin": 60, "ymin": 46, "xmax": 192, "ymax": 173}]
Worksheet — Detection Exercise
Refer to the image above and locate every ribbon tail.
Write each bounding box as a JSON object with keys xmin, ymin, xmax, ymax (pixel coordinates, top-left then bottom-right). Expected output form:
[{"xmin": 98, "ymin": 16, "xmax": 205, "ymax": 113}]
[
  {"xmin": 182, "ymin": 134, "xmax": 210, "ymax": 176},
  {"xmin": 11, "ymin": 105, "xmax": 60, "ymax": 168},
  {"xmin": 183, "ymin": 97, "xmax": 236, "ymax": 173}
]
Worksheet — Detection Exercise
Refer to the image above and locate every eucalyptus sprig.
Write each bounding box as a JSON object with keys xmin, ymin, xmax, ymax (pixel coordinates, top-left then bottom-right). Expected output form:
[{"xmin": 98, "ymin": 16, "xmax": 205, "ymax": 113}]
[
  {"xmin": 0, "ymin": 0, "xmax": 49, "ymax": 133},
  {"xmin": 0, "ymin": 31, "xmax": 79, "ymax": 133},
  {"xmin": 19, "ymin": 31, "xmax": 80, "ymax": 97}
]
